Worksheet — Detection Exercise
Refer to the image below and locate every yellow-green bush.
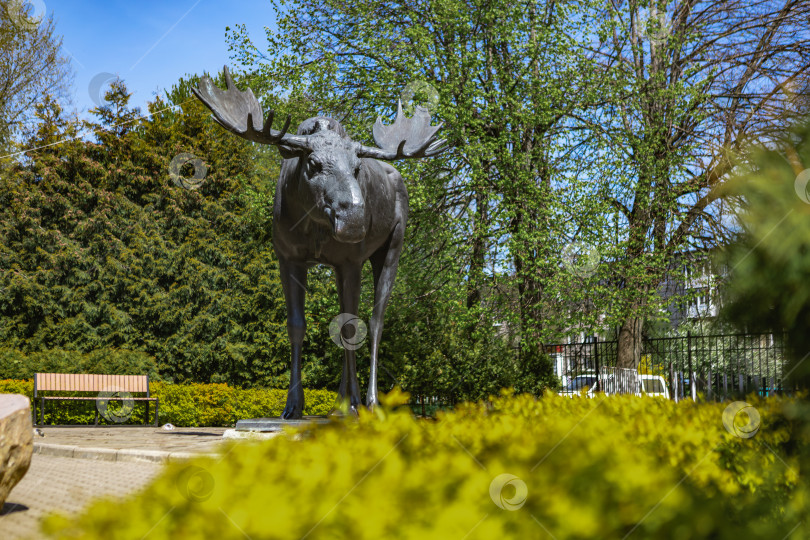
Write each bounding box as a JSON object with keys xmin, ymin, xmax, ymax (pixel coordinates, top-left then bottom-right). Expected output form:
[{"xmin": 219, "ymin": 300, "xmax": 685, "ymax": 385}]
[
  {"xmin": 0, "ymin": 380, "xmax": 337, "ymax": 426},
  {"xmin": 43, "ymin": 391, "xmax": 809, "ymax": 539}
]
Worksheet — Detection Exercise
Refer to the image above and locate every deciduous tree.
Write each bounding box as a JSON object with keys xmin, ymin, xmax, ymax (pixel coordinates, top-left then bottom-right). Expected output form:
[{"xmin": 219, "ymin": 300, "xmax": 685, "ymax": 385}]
[
  {"xmin": 586, "ymin": 0, "xmax": 810, "ymax": 366},
  {"xmin": 0, "ymin": 0, "xmax": 72, "ymax": 153}
]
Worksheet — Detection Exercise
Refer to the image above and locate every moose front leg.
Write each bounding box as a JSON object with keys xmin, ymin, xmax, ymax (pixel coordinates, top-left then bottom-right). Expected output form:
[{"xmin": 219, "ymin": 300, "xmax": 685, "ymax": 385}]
[
  {"xmin": 367, "ymin": 220, "xmax": 405, "ymax": 409},
  {"xmin": 280, "ymin": 258, "xmax": 307, "ymax": 419},
  {"xmin": 335, "ymin": 264, "xmax": 363, "ymax": 415}
]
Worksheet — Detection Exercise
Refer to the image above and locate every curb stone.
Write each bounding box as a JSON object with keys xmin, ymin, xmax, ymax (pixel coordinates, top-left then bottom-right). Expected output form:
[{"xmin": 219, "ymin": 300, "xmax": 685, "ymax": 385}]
[{"xmin": 34, "ymin": 443, "xmax": 219, "ymax": 463}]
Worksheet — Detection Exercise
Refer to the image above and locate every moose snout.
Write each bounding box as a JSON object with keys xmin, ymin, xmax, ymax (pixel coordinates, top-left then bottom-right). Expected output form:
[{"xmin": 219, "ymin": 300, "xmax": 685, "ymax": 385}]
[{"xmin": 325, "ymin": 200, "xmax": 366, "ymax": 243}]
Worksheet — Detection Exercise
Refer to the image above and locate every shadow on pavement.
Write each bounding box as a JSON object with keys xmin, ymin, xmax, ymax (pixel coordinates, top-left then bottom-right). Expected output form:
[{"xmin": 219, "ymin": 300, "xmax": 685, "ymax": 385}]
[
  {"xmin": 0, "ymin": 502, "xmax": 29, "ymax": 516},
  {"xmin": 159, "ymin": 431, "xmax": 222, "ymax": 437}
]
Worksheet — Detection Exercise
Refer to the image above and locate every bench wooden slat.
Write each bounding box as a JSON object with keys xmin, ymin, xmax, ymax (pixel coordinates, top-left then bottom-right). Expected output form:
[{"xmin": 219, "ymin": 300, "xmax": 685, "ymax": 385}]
[
  {"xmin": 41, "ymin": 396, "xmax": 157, "ymax": 401},
  {"xmin": 35, "ymin": 373, "xmax": 150, "ymax": 393}
]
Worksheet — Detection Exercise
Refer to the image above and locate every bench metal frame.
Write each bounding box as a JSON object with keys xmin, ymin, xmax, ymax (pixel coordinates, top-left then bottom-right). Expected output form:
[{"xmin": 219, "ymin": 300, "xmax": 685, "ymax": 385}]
[{"xmin": 33, "ymin": 373, "xmax": 159, "ymax": 427}]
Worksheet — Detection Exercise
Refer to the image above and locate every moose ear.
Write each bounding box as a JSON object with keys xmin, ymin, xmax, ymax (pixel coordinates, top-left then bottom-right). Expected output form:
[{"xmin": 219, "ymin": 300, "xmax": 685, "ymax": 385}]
[{"xmin": 278, "ymin": 144, "xmax": 310, "ymax": 159}]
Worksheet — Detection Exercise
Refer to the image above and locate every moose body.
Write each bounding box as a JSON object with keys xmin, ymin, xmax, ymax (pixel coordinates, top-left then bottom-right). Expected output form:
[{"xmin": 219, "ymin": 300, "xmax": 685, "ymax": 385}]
[{"xmin": 193, "ymin": 68, "xmax": 446, "ymax": 418}]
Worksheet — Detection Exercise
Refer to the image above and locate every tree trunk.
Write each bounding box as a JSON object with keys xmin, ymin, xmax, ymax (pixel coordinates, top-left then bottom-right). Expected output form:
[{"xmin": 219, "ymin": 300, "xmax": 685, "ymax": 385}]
[{"xmin": 617, "ymin": 316, "xmax": 643, "ymax": 368}]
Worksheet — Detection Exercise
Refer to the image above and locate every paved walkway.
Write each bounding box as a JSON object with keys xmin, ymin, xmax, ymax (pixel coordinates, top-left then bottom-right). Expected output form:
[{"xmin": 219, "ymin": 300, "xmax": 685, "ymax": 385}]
[
  {"xmin": 1, "ymin": 426, "xmax": 232, "ymax": 539},
  {"xmin": 1, "ymin": 454, "xmax": 162, "ymax": 539}
]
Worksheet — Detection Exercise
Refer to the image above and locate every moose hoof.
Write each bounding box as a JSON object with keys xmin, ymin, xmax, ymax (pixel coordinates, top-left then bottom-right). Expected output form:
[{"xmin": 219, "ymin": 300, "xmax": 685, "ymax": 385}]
[
  {"xmin": 281, "ymin": 396, "xmax": 304, "ymax": 420},
  {"xmin": 281, "ymin": 401, "xmax": 303, "ymax": 420},
  {"xmin": 327, "ymin": 405, "xmax": 359, "ymax": 418}
]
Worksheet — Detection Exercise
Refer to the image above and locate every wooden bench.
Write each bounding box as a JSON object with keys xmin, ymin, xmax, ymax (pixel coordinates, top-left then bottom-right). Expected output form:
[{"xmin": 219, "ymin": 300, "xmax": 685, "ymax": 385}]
[{"xmin": 33, "ymin": 373, "xmax": 159, "ymax": 426}]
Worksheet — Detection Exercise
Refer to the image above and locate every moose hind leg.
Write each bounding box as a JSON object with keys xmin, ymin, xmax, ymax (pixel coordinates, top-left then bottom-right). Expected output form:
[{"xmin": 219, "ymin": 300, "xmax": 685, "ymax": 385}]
[
  {"xmin": 334, "ymin": 264, "xmax": 363, "ymax": 415},
  {"xmin": 280, "ymin": 259, "xmax": 307, "ymax": 420},
  {"xmin": 367, "ymin": 222, "xmax": 405, "ymax": 408}
]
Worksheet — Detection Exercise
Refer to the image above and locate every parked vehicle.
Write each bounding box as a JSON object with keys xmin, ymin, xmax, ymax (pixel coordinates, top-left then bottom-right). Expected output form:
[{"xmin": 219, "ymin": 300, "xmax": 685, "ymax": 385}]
[
  {"xmin": 639, "ymin": 375, "xmax": 670, "ymax": 398},
  {"xmin": 558, "ymin": 373, "xmax": 598, "ymax": 398}
]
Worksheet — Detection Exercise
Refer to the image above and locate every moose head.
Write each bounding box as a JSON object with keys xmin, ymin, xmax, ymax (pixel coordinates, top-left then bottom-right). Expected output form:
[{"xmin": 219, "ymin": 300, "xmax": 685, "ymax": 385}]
[{"xmin": 191, "ymin": 67, "xmax": 447, "ymax": 418}]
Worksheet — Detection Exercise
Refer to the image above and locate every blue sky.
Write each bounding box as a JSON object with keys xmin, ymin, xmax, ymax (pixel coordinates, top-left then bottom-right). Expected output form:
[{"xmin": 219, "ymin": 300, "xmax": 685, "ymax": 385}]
[{"xmin": 44, "ymin": 0, "xmax": 277, "ymax": 117}]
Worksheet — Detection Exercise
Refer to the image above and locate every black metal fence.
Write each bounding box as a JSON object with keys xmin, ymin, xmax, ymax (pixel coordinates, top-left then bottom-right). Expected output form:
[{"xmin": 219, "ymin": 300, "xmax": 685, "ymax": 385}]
[{"xmin": 547, "ymin": 332, "xmax": 795, "ymax": 401}]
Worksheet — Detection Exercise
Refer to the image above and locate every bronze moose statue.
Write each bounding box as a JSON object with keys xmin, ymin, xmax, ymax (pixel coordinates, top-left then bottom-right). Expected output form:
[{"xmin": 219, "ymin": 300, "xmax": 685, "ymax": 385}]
[{"xmin": 191, "ymin": 67, "xmax": 447, "ymax": 418}]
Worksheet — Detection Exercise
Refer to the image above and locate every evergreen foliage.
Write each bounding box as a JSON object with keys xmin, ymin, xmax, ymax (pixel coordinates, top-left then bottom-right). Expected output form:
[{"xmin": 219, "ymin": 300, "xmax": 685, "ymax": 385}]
[{"xmin": 0, "ymin": 79, "xmax": 293, "ymax": 387}]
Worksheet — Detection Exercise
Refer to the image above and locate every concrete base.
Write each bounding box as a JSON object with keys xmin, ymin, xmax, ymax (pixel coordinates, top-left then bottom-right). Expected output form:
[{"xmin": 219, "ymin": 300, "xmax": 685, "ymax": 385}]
[
  {"xmin": 233, "ymin": 416, "xmax": 331, "ymax": 433},
  {"xmin": 222, "ymin": 429, "xmax": 281, "ymax": 440}
]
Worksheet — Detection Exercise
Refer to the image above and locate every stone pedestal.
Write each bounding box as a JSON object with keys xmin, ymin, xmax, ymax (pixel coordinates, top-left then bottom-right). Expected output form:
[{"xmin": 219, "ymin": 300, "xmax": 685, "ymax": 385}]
[
  {"xmin": 234, "ymin": 416, "xmax": 331, "ymax": 433},
  {"xmin": 0, "ymin": 394, "xmax": 33, "ymax": 508}
]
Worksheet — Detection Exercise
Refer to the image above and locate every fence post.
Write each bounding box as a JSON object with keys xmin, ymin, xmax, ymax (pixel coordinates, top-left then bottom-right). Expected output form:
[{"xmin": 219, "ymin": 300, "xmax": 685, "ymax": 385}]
[
  {"xmin": 672, "ymin": 371, "xmax": 681, "ymax": 403},
  {"xmin": 594, "ymin": 336, "xmax": 600, "ymax": 392},
  {"xmin": 707, "ymin": 367, "xmax": 712, "ymax": 401},
  {"xmin": 687, "ymin": 331, "xmax": 696, "ymax": 401},
  {"xmin": 669, "ymin": 363, "xmax": 675, "ymax": 402}
]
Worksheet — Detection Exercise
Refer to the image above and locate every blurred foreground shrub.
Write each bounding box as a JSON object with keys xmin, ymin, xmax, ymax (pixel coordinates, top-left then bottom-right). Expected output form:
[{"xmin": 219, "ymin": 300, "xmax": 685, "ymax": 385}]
[
  {"xmin": 0, "ymin": 379, "xmax": 336, "ymax": 426},
  {"xmin": 43, "ymin": 392, "xmax": 808, "ymax": 539},
  {"xmin": 720, "ymin": 118, "xmax": 810, "ymax": 388}
]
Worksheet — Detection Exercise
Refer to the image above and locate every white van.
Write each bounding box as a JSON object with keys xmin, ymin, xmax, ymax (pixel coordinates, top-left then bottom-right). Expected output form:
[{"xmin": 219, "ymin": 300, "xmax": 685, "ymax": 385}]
[{"xmin": 639, "ymin": 375, "xmax": 669, "ymax": 398}]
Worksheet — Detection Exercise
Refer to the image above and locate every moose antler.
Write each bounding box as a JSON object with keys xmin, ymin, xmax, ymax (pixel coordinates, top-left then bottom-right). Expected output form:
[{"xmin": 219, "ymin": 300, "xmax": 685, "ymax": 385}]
[
  {"xmin": 356, "ymin": 101, "xmax": 447, "ymax": 160},
  {"xmin": 192, "ymin": 66, "xmax": 312, "ymax": 153}
]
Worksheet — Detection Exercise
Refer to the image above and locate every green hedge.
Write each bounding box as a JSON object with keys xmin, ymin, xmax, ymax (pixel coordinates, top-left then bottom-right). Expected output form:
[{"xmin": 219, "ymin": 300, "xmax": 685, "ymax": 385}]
[
  {"xmin": 0, "ymin": 380, "xmax": 337, "ymax": 426},
  {"xmin": 41, "ymin": 391, "xmax": 809, "ymax": 539}
]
